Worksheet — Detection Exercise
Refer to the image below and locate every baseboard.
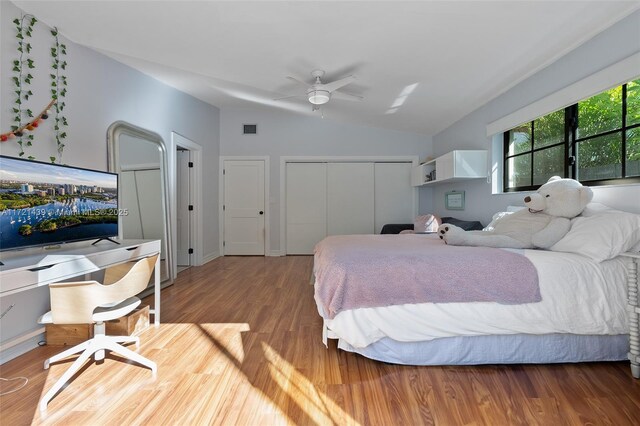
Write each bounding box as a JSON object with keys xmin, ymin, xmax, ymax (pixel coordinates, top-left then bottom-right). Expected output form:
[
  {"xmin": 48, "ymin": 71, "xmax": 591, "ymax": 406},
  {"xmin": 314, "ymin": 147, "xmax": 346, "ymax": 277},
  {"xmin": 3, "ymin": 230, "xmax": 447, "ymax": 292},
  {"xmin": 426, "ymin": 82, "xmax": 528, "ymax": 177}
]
[
  {"xmin": 201, "ymin": 251, "xmax": 220, "ymax": 265},
  {"xmin": 210, "ymin": 251, "xmax": 282, "ymax": 258},
  {"xmin": 0, "ymin": 332, "xmax": 44, "ymax": 365}
]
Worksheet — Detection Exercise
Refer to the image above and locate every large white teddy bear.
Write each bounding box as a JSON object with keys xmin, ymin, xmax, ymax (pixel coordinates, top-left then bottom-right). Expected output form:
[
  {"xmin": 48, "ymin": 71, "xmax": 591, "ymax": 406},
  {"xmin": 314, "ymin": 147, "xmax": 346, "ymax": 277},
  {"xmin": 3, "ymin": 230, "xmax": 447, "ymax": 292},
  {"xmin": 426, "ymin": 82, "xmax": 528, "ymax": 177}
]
[{"xmin": 438, "ymin": 176, "xmax": 593, "ymax": 249}]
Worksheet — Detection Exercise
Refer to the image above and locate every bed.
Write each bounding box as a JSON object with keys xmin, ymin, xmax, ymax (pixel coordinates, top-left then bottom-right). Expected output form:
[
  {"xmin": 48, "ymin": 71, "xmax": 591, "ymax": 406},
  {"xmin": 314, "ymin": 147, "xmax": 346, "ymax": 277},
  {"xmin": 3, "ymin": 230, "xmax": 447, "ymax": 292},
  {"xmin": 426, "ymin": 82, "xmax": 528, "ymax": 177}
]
[{"xmin": 312, "ymin": 206, "xmax": 640, "ymax": 378}]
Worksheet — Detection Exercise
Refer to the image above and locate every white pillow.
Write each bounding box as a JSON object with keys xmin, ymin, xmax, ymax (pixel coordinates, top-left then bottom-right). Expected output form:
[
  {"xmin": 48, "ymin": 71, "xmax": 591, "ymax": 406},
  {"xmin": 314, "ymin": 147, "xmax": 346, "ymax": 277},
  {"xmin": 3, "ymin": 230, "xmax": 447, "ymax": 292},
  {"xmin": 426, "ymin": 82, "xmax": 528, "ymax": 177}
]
[
  {"xmin": 580, "ymin": 202, "xmax": 615, "ymax": 217},
  {"xmin": 551, "ymin": 211, "xmax": 640, "ymax": 262}
]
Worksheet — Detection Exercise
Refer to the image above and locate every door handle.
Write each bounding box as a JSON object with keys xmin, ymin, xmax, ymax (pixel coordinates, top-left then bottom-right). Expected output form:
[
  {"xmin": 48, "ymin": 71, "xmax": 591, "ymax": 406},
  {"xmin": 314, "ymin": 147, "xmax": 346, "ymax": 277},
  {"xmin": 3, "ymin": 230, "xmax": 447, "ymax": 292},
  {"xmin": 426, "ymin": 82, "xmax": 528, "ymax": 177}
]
[{"xmin": 259, "ymin": 211, "xmax": 264, "ymax": 215}]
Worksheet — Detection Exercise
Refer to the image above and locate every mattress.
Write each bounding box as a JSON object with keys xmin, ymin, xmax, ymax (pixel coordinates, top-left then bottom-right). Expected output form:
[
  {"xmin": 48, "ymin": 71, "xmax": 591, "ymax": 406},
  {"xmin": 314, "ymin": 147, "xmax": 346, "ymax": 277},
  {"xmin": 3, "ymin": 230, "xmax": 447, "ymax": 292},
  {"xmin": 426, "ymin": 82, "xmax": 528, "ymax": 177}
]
[{"xmin": 318, "ymin": 237, "xmax": 629, "ymax": 349}]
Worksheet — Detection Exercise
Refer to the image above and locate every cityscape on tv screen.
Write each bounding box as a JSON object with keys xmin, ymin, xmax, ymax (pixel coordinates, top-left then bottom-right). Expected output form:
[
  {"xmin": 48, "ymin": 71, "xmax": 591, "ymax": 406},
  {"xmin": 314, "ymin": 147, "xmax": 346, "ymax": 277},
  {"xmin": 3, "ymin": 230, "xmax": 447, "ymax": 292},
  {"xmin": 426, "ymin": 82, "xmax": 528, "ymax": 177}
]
[{"xmin": 0, "ymin": 157, "xmax": 118, "ymax": 250}]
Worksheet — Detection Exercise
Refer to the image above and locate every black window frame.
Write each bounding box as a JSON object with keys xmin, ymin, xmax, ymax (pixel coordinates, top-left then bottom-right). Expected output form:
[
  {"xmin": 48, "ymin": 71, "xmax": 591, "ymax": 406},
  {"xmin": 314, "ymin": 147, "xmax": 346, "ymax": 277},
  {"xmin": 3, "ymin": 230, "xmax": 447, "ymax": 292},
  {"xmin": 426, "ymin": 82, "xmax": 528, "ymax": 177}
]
[{"xmin": 503, "ymin": 81, "xmax": 640, "ymax": 192}]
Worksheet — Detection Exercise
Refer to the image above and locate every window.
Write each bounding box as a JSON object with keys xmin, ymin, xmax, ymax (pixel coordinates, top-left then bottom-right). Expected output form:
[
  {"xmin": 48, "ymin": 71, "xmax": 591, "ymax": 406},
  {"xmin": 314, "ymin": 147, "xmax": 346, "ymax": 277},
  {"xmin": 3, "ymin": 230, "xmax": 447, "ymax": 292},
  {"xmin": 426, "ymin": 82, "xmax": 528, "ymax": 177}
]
[{"xmin": 503, "ymin": 79, "xmax": 640, "ymax": 191}]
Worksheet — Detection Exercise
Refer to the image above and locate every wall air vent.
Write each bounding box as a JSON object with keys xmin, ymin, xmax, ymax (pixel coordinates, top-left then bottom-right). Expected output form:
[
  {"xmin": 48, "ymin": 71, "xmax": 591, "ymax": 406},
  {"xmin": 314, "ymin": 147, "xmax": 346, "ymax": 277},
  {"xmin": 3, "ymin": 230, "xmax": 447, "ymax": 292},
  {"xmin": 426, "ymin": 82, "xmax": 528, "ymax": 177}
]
[{"xmin": 243, "ymin": 124, "xmax": 257, "ymax": 135}]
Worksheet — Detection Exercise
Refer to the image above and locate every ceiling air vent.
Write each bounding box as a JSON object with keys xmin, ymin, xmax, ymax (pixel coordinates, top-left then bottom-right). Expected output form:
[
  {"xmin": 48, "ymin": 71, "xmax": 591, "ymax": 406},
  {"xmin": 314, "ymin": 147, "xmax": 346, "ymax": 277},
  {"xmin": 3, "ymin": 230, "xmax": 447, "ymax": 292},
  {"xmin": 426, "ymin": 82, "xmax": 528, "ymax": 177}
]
[{"xmin": 243, "ymin": 124, "xmax": 257, "ymax": 135}]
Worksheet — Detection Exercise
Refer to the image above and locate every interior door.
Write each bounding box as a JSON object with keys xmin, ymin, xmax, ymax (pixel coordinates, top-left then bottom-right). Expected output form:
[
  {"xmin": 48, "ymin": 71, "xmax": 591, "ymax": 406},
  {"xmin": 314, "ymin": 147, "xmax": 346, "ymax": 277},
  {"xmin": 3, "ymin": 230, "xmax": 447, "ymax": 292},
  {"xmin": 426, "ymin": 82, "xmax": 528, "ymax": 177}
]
[
  {"xmin": 176, "ymin": 150, "xmax": 191, "ymax": 266},
  {"xmin": 223, "ymin": 160, "xmax": 265, "ymax": 255},
  {"xmin": 327, "ymin": 162, "xmax": 374, "ymax": 235}
]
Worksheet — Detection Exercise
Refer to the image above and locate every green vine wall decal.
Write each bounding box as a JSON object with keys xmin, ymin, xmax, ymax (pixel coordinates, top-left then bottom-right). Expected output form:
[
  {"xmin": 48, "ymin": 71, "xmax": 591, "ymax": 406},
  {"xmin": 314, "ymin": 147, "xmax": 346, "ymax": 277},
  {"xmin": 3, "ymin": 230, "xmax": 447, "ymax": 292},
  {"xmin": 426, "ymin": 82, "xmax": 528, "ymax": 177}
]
[
  {"xmin": 2, "ymin": 16, "xmax": 67, "ymax": 159},
  {"xmin": 50, "ymin": 27, "xmax": 68, "ymax": 163},
  {"xmin": 12, "ymin": 14, "xmax": 37, "ymax": 159}
]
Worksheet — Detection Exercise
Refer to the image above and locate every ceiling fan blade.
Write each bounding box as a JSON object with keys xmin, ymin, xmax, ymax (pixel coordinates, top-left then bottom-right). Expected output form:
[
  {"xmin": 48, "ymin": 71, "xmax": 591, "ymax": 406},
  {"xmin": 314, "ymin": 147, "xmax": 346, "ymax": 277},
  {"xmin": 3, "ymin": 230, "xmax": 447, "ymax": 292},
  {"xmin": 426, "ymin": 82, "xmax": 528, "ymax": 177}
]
[
  {"xmin": 286, "ymin": 76, "xmax": 309, "ymax": 87},
  {"xmin": 273, "ymin": 94, "xmax": 302, "ymax": 101},
  {"xmin": 322, "ymin": 75, "xmax": 356, "ymax": 93},
  {"xmin": 332, "ymin": 90, "xmax": 364, "ymax": 102}
]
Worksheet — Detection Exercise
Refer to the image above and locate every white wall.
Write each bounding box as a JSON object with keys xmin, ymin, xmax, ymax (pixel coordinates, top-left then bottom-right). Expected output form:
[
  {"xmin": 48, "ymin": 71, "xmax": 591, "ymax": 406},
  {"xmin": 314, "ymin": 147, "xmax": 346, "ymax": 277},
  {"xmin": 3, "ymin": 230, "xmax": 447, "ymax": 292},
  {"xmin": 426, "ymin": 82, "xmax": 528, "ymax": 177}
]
[
  {"xmin": 220, "ymin": 107, "xmax": 433, "ymax": 253},
  {"xmin": 0, "ymin": 1, "xmax": 220, "ymax": 362},
  {"xmin": 431, "ymin": 10, "xmax": 640, "ymax": 225}
]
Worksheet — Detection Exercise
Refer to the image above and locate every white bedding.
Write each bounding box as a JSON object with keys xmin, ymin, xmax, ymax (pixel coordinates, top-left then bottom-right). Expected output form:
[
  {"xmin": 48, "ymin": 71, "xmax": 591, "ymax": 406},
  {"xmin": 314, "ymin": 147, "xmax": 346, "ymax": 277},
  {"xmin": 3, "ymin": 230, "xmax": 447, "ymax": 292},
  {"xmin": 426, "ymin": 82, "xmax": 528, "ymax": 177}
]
[{"xmin": 321, "ymin": 249, "xmax": 629, "ymax": 348}]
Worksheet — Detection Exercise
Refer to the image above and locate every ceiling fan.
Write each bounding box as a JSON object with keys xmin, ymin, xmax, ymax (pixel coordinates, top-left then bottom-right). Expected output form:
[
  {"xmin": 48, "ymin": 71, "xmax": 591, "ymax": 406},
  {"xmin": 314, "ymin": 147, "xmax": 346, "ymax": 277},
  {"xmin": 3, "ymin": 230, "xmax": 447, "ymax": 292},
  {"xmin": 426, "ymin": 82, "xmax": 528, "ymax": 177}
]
[{"xmin": 275, "ymin": 70, "xmax": 363, "ymax": 111}]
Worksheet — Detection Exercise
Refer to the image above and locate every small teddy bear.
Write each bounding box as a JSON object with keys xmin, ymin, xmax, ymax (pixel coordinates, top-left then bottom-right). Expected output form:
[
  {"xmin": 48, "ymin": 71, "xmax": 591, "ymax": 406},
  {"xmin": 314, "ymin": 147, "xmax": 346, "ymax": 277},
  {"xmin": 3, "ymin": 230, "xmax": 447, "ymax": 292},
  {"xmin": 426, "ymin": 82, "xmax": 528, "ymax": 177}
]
[{"xmin": 438, "ymin": 176, "xmax": 593, "ymax": 249}]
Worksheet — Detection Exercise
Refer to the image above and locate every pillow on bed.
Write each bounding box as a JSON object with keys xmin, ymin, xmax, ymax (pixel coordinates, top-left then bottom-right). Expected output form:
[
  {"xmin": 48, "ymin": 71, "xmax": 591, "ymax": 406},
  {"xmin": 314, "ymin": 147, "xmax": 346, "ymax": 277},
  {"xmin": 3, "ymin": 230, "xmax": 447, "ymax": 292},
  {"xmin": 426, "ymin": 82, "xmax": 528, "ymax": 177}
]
[
  {"xmin": 580, "ymin": 202, "xmax": 616, "ymax": 217},
  {"xmin": 580, "ymin": 202, "xmax": 640, "ymax": 252},
  {"xmin": 550, "ymin": 211, "xmax": 640, "ymax": 261},
  {"xmin": 414, "ymin": 214, "xmax": 441, "ymax": 233}
]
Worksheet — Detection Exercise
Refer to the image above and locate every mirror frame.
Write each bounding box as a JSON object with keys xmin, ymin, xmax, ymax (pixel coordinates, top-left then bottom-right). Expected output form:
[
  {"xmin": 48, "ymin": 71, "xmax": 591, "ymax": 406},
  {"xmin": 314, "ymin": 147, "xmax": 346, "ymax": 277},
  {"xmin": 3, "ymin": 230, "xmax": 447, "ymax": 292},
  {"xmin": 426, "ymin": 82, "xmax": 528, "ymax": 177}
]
[{"xmin": 106, "ymin": 121, "xmax": 174, "ymax": 283}]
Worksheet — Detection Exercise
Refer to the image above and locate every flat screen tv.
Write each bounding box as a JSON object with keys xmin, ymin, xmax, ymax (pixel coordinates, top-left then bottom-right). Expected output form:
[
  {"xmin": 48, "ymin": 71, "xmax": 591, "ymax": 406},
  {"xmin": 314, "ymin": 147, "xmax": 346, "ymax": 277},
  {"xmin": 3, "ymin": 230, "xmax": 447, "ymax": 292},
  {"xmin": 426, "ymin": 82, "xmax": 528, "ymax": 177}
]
[{"xmin": 0, "ymin": 155, "xmax": 118, "ymax": 251}]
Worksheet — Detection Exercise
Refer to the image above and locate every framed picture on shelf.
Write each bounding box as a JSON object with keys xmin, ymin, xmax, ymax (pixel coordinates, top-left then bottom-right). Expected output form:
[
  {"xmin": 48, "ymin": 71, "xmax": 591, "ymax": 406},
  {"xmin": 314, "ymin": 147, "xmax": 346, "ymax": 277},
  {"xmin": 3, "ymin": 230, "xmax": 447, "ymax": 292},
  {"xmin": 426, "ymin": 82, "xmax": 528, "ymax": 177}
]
[{"xmin": 445, "ymin": 191, "xmax": 465, "ymax": 210}]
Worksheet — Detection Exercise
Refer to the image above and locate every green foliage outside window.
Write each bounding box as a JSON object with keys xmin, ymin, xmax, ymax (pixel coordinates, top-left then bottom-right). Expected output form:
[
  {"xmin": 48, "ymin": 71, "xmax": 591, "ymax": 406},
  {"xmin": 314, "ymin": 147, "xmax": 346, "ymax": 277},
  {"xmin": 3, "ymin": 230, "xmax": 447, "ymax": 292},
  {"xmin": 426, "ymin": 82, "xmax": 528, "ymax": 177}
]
[
  {"xmin": 504, "ymin": 78, "xmax": 640, "ymax": 190},
  {"xmin": 625, "ymin": 80, "xmax": 640, "ymax": 177},
  {"xmin": 535, "ymin": 110, "xmax": 565, "ymax": 148}
]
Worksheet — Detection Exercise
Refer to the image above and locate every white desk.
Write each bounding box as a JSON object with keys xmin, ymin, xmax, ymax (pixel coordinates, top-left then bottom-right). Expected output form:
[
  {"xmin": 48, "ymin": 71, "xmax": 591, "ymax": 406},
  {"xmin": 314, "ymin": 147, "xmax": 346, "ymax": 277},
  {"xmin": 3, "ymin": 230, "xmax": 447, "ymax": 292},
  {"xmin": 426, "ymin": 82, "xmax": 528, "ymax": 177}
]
[{"xmin": 0, "ymin": 239, "xmax": 162, "ymax": 326}]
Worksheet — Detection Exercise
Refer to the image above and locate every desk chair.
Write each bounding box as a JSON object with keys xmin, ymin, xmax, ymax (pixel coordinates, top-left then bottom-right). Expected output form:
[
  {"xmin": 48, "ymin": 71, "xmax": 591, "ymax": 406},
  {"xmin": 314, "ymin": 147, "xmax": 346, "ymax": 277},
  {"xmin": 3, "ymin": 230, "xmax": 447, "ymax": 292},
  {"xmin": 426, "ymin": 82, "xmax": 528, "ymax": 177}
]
[{"xmin": 38, "ymin": 254, "xmax": 159, "ymax": 411}]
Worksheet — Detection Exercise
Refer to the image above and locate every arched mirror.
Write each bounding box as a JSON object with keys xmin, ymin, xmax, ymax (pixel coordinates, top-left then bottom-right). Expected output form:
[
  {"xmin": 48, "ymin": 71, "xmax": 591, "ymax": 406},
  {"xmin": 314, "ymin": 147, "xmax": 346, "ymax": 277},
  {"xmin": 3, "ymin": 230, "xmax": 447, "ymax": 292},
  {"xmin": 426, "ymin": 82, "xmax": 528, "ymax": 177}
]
[{"xmin": 107, "ymin": 121, "xmax": 173, "ymax": 284}]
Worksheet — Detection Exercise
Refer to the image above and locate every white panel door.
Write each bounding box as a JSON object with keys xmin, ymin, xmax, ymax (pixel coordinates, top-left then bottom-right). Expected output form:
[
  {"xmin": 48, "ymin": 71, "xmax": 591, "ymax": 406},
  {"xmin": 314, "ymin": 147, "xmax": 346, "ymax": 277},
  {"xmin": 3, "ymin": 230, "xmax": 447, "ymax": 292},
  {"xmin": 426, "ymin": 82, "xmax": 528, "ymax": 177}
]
[
  {"xmin": 224, "ymin": 160, "xmax": 265, "ymax": 255},
  {"xmin": 374, "ymin": 163, "xmax": 414, "ymax": 233},
  {"xmin": 176, "ymin": 150, "xmax": 191, "ymax": 266},
  {"xmin": 327, "ymin": 163, "xmax": 374, "ymax": 236},
  {"xmin": 286, "ymin": 163, "xmax": 327, "ymax": 255}
]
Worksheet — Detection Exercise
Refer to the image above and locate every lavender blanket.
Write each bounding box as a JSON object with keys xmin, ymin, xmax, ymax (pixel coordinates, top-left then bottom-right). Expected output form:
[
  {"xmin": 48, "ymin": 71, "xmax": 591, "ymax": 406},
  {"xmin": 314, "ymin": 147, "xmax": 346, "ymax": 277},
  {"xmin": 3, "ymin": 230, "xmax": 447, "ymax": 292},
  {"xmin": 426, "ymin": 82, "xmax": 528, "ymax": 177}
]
[{"xmin": 314, "ymin": 234, "xmax": 540, "ymax": 319}]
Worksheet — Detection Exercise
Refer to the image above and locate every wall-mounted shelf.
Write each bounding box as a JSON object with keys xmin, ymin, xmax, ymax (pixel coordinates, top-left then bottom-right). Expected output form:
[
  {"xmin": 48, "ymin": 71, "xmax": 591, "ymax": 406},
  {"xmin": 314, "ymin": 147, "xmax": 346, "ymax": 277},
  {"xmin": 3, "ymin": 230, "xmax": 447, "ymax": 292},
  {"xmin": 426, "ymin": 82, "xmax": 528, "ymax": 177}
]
[{"xmin": 411, "ymin": 150, "xmax": 487, "ymax": 186}]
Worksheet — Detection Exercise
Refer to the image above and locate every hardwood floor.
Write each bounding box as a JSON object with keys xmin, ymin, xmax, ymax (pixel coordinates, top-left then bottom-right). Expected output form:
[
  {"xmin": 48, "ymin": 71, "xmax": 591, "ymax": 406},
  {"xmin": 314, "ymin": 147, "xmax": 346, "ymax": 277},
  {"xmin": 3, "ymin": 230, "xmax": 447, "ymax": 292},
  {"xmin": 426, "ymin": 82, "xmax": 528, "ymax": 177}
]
[{"xmin": 1, "ymin": 256, "xmax": 639, "ymax": 425}]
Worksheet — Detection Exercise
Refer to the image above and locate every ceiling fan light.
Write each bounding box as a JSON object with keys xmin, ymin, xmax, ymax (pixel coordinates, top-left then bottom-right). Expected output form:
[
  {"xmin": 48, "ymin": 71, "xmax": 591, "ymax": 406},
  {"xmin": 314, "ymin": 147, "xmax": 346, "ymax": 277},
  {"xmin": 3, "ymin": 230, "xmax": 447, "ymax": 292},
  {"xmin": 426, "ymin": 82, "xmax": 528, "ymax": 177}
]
[{"xmin": 308, "ymin": 90, "xmax": 330, "ymax": 105}]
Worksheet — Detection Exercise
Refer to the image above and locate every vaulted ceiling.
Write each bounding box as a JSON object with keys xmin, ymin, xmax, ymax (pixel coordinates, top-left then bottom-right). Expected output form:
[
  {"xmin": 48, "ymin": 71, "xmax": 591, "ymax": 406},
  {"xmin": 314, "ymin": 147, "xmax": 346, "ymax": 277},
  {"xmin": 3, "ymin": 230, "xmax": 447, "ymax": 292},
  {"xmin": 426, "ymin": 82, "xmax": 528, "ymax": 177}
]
[{"xmin": 15, "ymin": 1, "xmax": 640, "ymax": 135}]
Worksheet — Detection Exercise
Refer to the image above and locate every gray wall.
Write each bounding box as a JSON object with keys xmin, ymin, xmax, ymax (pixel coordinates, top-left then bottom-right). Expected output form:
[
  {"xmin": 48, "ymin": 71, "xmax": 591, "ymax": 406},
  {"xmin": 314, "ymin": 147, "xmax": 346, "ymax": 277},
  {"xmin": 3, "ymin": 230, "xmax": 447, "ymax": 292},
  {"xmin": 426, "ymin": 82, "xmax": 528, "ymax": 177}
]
[
  {"xmin": 431, "ymin": 10, "xmax": 640, "ymax": 225},
  {"xmin": 220, "ymin": 107, "xmax": 433, "ymax": 253},
  {"xmin": 0, "ymin": 1, "xmax": 220, "ymax": 362}
]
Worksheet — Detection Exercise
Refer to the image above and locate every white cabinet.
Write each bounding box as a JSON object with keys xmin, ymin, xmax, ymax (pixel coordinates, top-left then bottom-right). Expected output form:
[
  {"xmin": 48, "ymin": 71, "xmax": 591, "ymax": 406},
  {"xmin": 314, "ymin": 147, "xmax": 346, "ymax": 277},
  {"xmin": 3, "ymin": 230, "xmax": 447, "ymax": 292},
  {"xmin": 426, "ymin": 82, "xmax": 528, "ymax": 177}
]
[{"xmin": 412, "ymin": 150, "xmax": 487, "ymax": 186}]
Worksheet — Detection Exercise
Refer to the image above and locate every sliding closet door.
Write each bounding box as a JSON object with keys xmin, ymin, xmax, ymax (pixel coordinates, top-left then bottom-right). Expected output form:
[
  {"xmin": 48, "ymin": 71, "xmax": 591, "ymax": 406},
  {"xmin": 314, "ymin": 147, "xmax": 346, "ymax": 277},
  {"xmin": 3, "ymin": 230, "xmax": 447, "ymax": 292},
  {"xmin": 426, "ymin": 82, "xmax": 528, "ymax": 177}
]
[
  {"xmin": 286, "ymin": 163, "xmax": 327, "ymax": 254},
  {"xmin": 374, "ymin": 162, "xmax": 414, "ymax": 233},
  {"xmin": 327, "ymin": 163, "xmax": 374, "ymax": 236}
]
